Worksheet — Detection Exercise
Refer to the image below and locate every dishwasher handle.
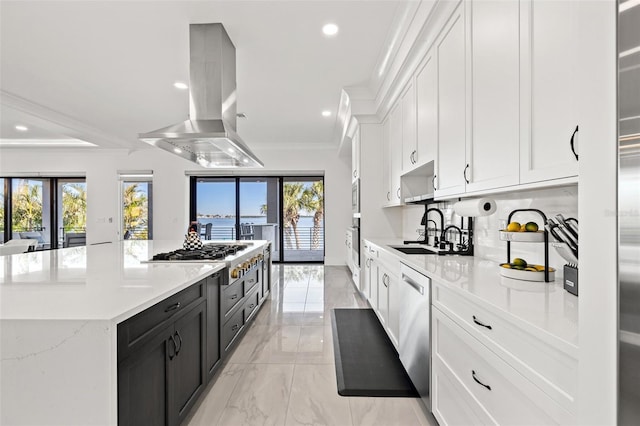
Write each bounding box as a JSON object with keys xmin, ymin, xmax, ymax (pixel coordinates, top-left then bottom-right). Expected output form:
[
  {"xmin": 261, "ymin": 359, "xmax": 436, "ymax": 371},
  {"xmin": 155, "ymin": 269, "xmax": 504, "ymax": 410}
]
[{"xmin": 401, "ymin": 273, "xmax": 424, "ymax": 295}]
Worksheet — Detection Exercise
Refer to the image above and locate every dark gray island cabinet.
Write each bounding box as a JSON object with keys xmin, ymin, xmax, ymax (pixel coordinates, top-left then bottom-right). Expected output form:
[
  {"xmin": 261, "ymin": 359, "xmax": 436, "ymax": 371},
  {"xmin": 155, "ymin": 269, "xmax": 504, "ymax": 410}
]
[{"xmin": 118, "ymin": 261, "xmax": 266, "ymax": 426}]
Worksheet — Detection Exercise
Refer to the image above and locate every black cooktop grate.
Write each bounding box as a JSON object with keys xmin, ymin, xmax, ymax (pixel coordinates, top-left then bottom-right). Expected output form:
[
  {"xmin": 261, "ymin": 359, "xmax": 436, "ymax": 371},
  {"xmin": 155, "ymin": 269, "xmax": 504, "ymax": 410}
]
[{"xmin": 151, "ymin": 244, "xmax": 249, "ymax": 261}]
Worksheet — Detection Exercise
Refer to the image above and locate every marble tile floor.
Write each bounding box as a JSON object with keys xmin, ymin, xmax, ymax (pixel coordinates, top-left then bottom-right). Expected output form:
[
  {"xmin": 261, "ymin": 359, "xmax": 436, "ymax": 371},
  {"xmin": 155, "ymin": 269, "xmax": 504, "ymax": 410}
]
[{"xmin": 186, "ymin": 264, "xmax": 437, "ymax": 426}]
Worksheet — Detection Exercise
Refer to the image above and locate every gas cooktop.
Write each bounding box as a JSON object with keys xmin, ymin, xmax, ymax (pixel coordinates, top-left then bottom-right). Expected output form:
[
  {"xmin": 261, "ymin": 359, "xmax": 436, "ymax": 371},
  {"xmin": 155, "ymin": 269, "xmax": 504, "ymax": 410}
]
[{"xmin": 149, "ymin": 243, "xmax": 250, "ymax": 262}]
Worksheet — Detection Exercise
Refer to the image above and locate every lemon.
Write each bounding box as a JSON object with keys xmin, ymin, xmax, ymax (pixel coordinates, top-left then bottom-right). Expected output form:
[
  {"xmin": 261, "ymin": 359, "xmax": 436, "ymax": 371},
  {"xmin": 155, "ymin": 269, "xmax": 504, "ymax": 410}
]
[
  {"xmin": 524, "ymin": 267, "xmax": 537, "ymax": 272},
  {"xmin": 501, "ymin": 264, "xmax": 512, "ymax": 269},
  {"xmin": 525, "ymin": 222, "xmax": 539, "ymax": 232},
  {"xmin": 533, "ymin": 265, "xmax": 545, "ymax": 271},
  {"xmin": 506, "ymin": 222, "xmax": 521, "ymax": 232},
  {"xmin": 512, "ymin": 258, "xmax": 527, "ymax": 267}
]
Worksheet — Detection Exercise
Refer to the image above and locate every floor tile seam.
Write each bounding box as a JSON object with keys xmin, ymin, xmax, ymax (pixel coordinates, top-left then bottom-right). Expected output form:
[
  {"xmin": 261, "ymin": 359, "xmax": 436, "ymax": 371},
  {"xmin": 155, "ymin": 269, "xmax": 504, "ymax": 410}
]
[{"xmin": 283, "ymin": 360, "xmax": 299, "ymax": 425}]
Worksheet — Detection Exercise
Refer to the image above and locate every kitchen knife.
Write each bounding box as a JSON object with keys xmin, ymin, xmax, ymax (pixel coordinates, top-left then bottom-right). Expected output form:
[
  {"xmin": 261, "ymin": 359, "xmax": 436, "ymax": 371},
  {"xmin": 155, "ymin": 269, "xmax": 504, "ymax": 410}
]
[
  {"xmin": 556, "ymin": 214, "xmax": 579, "ymax": 242},
  {"xmin": 550, "ymin": 217, "xmax": 579, "ymax": 248},
  {"xmin": 547, "ymin": 220, "xmax": 579, "ymax": 257}
]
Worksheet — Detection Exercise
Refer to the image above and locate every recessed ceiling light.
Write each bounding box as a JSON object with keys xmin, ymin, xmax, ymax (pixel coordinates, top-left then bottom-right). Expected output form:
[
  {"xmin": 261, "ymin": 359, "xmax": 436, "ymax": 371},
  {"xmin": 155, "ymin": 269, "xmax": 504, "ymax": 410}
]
[
  {"xmin": 173, "ymin": 82, "xmax": 188, "ymax": 90},
  {"xmin": 15, "ymin": 124, "xmax": 28, "ymax": 132},
  {"xmin": 242, "ymin": 158, "xmax": 249, "ymax": 163},
  {"xmin": 322, "ymin": 23, "xmax": 339, "ymax": 36},
  {"xmin": 228, "ymin": 148, "xmax": 235, "ymax": 153},
  {"xmin": 173, "ymin": 148, "xmax": 182, "ymax": 154},
  {"xmin": 322, "ymin": 110, "xmax": 332, "ymax": 117}
]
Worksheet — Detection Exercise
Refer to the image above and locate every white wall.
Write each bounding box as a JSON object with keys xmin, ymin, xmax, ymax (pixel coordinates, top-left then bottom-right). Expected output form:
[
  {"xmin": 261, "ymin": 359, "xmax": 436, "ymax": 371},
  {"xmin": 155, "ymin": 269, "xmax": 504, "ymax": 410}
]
[{"xmin": 0, "ymin": 145, "xmax": 351, "ymax": 265}]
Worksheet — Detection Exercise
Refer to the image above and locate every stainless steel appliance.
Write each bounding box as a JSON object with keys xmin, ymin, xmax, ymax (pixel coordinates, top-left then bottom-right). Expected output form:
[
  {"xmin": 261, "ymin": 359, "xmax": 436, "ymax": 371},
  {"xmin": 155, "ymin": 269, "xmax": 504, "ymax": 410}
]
[
  {"xmin": 143, "ymin": 242, "xmax": 264, "ymax": 285},
  {"xmin": 352, "ymin": 178, "xmax": 360, "ymax": 215},
  {"xmin": 618, "ymin": 0, "xmax": 640, "ymax": 422},
  {"xmin": 399, "ymin": 263, "xmax": 431, "ymax": 411},
  {"xmin": 139, "ymin": 23, "xmax": 263, "ymax": 168}
]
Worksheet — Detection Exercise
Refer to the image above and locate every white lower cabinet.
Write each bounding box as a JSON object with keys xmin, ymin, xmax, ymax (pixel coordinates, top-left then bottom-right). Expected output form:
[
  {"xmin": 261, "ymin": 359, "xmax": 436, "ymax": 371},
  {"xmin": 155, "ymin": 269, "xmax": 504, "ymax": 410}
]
[
  {"xmin": 377, "ymin": 267, "xmax": 389, "ymax": 327},
  {"xmin": 345, "ymin": 230, "xmax": 353, "ymax": 273},
  {"xmin": 432, "ymin": 305, "xmax": 574, "ymax": 426}
]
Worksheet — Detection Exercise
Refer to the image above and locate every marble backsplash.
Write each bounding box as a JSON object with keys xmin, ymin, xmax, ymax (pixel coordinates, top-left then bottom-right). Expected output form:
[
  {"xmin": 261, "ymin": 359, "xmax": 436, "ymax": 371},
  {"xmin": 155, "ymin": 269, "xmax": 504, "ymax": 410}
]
[{"xmin": 402, "ymin": 185, "xmax": 578, "ymax": 276}]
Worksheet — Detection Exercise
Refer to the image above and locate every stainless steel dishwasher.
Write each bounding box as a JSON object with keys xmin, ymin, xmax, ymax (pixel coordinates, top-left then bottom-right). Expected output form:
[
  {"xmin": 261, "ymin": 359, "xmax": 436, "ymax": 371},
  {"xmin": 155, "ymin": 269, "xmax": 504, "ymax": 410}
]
[{"xmin": 399, "ymin": 263, "xmax": 431, "ymax": 412}]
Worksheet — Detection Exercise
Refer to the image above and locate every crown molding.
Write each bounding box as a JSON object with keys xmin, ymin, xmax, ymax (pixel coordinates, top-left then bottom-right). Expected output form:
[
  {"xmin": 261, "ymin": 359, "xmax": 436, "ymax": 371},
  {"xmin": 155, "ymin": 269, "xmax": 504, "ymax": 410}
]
[{"xmin": 0, "ymin": 90, "xmax": 134, "ymax": 150}]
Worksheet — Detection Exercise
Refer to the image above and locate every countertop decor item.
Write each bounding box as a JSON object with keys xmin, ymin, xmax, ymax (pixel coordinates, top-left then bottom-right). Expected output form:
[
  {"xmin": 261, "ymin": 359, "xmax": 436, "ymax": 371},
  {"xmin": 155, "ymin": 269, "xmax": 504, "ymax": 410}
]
[{"xmin": 500, "ymin": 208, "xmax": 552, "ymax": 282}]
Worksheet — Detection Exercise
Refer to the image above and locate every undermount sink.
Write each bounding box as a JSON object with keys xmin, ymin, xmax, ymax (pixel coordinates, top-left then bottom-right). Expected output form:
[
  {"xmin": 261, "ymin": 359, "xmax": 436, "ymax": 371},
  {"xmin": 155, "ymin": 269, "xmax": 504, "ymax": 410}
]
[{"xmin": 391, "ymin": 246, "xmax": 437, "ymax": 255}]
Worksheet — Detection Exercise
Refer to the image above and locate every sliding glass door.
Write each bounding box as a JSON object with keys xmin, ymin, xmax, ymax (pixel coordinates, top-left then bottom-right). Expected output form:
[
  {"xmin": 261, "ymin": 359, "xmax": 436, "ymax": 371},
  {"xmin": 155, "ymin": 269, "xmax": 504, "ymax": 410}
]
[
  {"xmin": 282, "ymin": 177, "xmax": 324, "ymax": 262},
  {"xmin": 191, "ymin": 176, "xmax": 323, "ymax": 263},
  {"xmin": 57, "ymin": 179, "xmax": 87, "ymax": 247},
  {"xmin": 240, "ymin": 177, "xmax": 280, "ymax": 259}
]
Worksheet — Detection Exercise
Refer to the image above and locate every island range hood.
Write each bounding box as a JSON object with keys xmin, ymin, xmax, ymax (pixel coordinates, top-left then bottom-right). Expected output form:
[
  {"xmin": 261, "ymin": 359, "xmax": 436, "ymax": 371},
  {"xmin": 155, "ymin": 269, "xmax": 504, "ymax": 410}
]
[{"xmin": 139, "ymin": 23, "xmax": 263, "ymax": 168}]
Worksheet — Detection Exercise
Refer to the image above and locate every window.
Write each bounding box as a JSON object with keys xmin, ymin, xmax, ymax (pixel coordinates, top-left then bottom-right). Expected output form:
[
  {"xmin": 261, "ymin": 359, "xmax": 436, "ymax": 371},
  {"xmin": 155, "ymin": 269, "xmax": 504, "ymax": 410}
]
[
  {"xmin": 120, "ymin": 173, "xmax": 153, "ymax": 240},
  {"xmin": 58, "ymin": 179, "xmax": 87, "ymax": 247},
  {"xmin": 0, "ymin": 177, "xmax": 86, "ymax": 248},
  {"xmin": 191, "ymin": 175, "xmax": 324, "ymax": 263}
]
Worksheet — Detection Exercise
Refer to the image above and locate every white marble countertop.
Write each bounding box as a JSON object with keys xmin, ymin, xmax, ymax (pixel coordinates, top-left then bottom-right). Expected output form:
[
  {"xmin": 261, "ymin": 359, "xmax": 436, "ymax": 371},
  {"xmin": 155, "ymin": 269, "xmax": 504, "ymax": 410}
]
[
  {"xmin": 365, "ymin": 238, "xmax": 579, "ymax": 358},
  {"xmin": 0, "ymin": 240, "xmax": 239, "ymax": 323}
]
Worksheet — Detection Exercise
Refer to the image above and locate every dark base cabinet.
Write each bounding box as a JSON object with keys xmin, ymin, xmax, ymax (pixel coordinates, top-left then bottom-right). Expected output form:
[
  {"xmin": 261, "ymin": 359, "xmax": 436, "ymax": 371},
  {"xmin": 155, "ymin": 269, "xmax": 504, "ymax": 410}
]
[
  {"xmin": 119, "ymin": 257, "xmax": 270, "ymax": 425},
  {"xmin": 118, "ymin": 299, "xmax": 206, "ymax": 426},
  {"xmin": 206, "ymin": 272, "xmax": 222, "ymax": 381}
]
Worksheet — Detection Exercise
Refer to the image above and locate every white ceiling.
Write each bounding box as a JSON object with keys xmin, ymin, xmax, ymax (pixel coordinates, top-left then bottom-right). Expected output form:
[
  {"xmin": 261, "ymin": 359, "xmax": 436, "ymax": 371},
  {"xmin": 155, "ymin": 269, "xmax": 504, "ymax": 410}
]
[{"xmin": 0, "ymin": 0, "xmax": 406, "ymax": 151}]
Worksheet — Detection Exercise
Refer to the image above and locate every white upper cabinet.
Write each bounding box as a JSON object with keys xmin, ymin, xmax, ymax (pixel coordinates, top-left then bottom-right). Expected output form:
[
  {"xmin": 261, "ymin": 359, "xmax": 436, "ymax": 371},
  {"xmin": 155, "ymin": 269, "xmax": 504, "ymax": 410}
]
[
  {"xmin": 415, "ymin": 51, "xmax": 437, "ymax": 169},
  {"xmin": 435, "ymin": 3, "xmax": 467, "ymax": 198},
  {"xmin": 520, "ymin": 0, "xmax": 579, "ymax": 183},
  {"xmin": 466, "ymin": 0, "xmax": 520, "ymax": 192},
  {"xmin": 401, "ymin": 80, "xmax": 418, "ymax": 174},
  {"xmin": 351, "ymin": 126, "xmax": 361, "ymax": 182},
  {"xmin": 389, "ymin": 103, "xmax": 403, "ymax": 204},
  {"xmin": 382, "ymin": 116, "xmax": 392, "ymax": 205}
]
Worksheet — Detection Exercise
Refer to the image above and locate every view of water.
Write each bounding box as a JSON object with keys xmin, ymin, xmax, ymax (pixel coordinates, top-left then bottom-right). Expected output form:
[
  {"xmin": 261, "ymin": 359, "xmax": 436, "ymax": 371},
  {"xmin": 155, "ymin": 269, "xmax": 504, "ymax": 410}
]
[{"xmin": 197, "ymin": 216, "xmax": 319, "ymax": 228}]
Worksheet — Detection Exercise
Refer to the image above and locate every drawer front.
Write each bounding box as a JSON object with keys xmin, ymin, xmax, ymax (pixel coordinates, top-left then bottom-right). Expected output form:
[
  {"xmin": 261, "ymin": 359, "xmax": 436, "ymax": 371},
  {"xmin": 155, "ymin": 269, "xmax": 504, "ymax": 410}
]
[
  {"xmin": 222, "ymin": 278, "xmax": 244, "ymax": 317},
  {"xmin": 118, "ymin": 281, "xmax": 204, "ymax": 360},
  {"xmin": 432, "ymin": 281, "xmax": 577, "ymax": 407},
  {"xmin": 433, "ymin": 358, "xmax": 493, "ymax": 426},
  {"xmin": 243, "ymin": 287, "xmax": 260, "ymax": 323},
  {"xmin": 222, "ymin": 306, "xmax": 245, "ymax": 352},
  {"xmin": 433, "ymin": 307, "xmax": 573, "ymax": 425},
  {"xmin": 243, "ymin": 268, "xmax": 259, "ymax": 296}
]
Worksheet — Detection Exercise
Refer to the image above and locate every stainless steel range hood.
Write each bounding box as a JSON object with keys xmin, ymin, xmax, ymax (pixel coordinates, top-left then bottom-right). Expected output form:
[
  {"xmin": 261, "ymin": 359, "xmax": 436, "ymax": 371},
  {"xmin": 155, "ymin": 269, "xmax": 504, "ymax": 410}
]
[{"xmin": 139, "ymin": 23, "xmax": 263, "ymax": 168}]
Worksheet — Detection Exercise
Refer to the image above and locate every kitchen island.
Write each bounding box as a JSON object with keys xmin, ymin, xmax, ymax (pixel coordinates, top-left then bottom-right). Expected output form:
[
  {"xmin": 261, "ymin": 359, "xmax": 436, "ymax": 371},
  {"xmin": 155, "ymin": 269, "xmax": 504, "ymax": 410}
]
[{"xmin": 0, "ymin": 240, "xmax": 266, "ymax": 426}]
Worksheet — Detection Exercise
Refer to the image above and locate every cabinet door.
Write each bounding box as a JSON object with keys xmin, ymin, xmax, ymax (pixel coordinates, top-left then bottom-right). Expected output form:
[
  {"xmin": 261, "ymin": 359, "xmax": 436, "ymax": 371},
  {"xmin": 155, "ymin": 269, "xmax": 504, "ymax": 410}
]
[
  {"xmin": 466, "ymin": 0, "xmax": 520, "ymax": 192},
  {"xmin": 387, "ymin": 272, "xmax": 400, "ymax": 349},
  {"xmin": 346, "ymin": 230, "xmax": 353, "ymax": 273},
  {"xmin": 389, "ymin": 103, "xmax": 403, "ymax": 203},
  {"xmin": 520, "ymin": 0, "xmax": 579, "ymax": 183},
  {"xmin": 382, "ymin": 117, "xmax": 392, "ymax": 204},
  {"xmin": 415, "ymin": 52, "xmax": 437, "ymax": 168},
  {"xmin": 435, "ymin": 3, "xmax": 467, "ymax": 198},
  {"xmin": 352, "ymin": 127, "xmax": 360, "ymax": 181},
  {"xmin": 171, "ymin": 301, "xmax": 207, "ymax": 426},
  {"xmin": 401, "ymin": 80, "xmax": 417, "ymax": 174},
  {"xmin": 370, "ymin": 260, "xmax": 378, "ymax": 310},
  {"xmin": 362, "ymin": 256, "xmax": 371, "ymax": 297},
  {"xmin": 378, "ymin": 268, "xmax": 390, "ymax": 326},
  {"xmin": 118, "ymin": 323, "xmax": 172, "ymax": 426},
  {"xmin": 206, "ymin": 273, "xmax": 221, "ymax": 380}
]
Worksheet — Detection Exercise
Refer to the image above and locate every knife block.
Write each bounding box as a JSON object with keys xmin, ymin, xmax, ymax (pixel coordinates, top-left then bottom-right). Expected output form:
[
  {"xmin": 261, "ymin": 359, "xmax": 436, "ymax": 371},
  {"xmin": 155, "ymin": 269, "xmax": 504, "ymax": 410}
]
[{"xmin": 563, "ymin": 264, "xmax": 578, "ymax": 296}]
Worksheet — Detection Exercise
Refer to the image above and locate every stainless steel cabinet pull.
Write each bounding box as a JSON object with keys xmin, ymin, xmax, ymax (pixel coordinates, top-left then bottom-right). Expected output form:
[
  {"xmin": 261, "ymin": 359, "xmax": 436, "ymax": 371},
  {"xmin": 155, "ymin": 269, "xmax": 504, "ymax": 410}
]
[
  {"xmin": 174, "ymin": 331, "xmax": 182, "ymax": 355},
  {"xmin": 231, "ymin": 324, "xmax": 239, "ymax": 332},
  {"xmin": 401, "ymin": 274, "xmax": 424, "ymax": 295},
  {"xmin": 230, "ymin": 294, "xmax": 238, "ymax": 300},
  {"xmin": 387, "ymin": 191, "xmax": 391, "ymax": 201},
  {"xmin": 353, "ymin": 170, "xmax": 357, "ymax": 177},
  {"xmin": 164, "ymin": 302, "xmax": 180, "ymax": 313},
  {"xmin": 472, "ymin": 370, "xmax": 491, "ymax": 391},
  {"xmin": 397, "ymin": 188, "xmax": 401, "ymax": 198},
  {"xmin": 249, "ymin": 304, "xmax": 255, "ymax": 309},
  {"xmin": 432, "ymin": 175, "xmax": 437, "ymax": 190},
  {"xmin": 464, "ymin": 164, "xmax": 470, "ymax": 184},
  {"xmin": 472, "ymin": 315, "xmax": 492, "ymax": 330},
  {"xmin": 570, "ymin": 125, "xmax": 579, "ymax": 160}
]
